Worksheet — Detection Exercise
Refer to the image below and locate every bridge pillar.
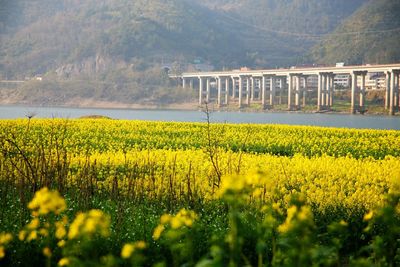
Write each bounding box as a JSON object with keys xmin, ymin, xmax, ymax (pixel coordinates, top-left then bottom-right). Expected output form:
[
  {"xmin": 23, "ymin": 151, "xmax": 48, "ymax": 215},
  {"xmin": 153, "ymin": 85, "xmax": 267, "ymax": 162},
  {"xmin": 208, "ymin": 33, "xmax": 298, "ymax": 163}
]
[
  {"xmin": 389, "ymin": 71, "xmax": 395, "ymax": 115},
  {"xmin": 258, "ymin": 78, "xmax": 263, "ymax": 100},
  {"xmin": 390, "ymin": 70, "xmax": 400, "ymax": 115},
  {"xmin": 182, "ymin": 78, "xmax": 186, "ymax": 88},
  {"xmin": 217, "ymin": 77, "xmax": 222, "ymax": 107},
  {"xmin": 270, "ymin": 76, "xmax": 276, "ymax": 107},
  {"xmin": 189, "ymin": 79, "xmax": 193, "ymax": 89},
  {"xmin": 329, "ymin": 74, "xmax": 335, "ymax": 107},
  {"xmin": 246, "ymin": 77, "xmax": 251, "ymax": 106},
  {"xmin": 206, "ymin": 78, "xmax": 210, "ymax": 103},
  {"xmin": 359, "ymin": 72, "xmax": 367, "ymax": 113},
  {"xmin": 326, "ymin": 73, "xmax": 332, "ymax": 110},
  {"xmin": 250, "ymin": 77, "xmax": 255, "ymax": 101},
  {"xmin": 279, "ymin": 77, "xmax": 285, "ymax": 105},
  {"xmin": 288, "ymin": 74, "xmax": 294, "ymax": 110},
  {"xmin": 199, "ymin": 77, "xmax": 203, "ymax": 105},
  {"xmin": 231, "ymin": 77, "xmax": 236, "ymax": 99},
  {"xmin": 225, "ymin": 77, "xmax": 230, "ymax": 105},
  {"xmin": 295, "ymin": 75, "xmax": 301, "ymax": 110},
  {"xmin": 238, "ymin": 76, "xmax": 243, "ymax": 109},
  {"xmin": 317, "ymin": 73, "xmax": 323, "ymax": 111},
  {"xmin": 385, "ymin": 72, "xmax": 390, "ymax": 110},
  {"xmin": 397, "ymin": 72, "xmax": 400, "ymax": 111},
  {"xmin": 395, "ymin": 72, "xmax": 400, "ymax": 112},
  {"xmin": 321, "ymin": 74, "xmax": 326, "ymax": 108},
  {"xmin": 261, "ymin": 75, "xmax": 266, "ymax": 109},
  {"xmin": 351, "ymin": 72, "xmax": 358, "ymax": 114},
  {"xmin": 302, "ymin": 76, "xmax": 307, "ymax": 108}
]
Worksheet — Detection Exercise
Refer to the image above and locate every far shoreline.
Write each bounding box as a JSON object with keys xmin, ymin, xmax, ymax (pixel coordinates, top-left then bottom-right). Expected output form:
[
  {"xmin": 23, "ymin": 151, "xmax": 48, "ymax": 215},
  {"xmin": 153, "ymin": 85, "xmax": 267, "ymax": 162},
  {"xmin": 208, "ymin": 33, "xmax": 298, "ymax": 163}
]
[{"xmin": 0, "ymin": 99, "xmax": 398, "ymax": 117}]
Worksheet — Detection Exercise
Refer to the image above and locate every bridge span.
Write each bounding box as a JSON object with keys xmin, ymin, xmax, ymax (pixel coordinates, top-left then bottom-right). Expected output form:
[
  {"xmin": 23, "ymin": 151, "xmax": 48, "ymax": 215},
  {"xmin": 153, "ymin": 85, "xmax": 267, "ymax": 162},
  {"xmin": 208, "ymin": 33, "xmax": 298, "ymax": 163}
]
[{"xmin": 171, "ymin": 63, "xmax": 400, "ymax": 115}]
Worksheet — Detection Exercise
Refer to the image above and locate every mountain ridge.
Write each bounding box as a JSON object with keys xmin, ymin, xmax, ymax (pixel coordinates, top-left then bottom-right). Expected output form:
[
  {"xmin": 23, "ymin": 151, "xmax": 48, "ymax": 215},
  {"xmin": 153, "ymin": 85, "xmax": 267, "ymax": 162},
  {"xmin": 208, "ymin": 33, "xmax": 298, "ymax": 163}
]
[
  {"xmin": 311, "ymin": 0, "xmax": 400, "ymax": 65},
  {"xmin": 1, "ymin": 0, "xmax": 398, "ymax": 107}
]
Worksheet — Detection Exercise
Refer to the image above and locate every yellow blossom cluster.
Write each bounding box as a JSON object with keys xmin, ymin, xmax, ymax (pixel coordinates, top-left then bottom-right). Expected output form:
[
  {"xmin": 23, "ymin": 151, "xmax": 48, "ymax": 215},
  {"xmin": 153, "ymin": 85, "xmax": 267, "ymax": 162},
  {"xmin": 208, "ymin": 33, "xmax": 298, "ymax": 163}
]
[
  {"xmin": 0, "ymin": 233, "xmax": 13, "ymax": 259},
  {"xmin": 278, "ymin": 205, "xmax": 314, "ymax": 233},
  {"xmin": 153, "ymin": 209, "xmax": 198, "ymax": 240},
  {"xmin": 1, "ymin": 119, "xmax": 399, "ymax": 159},
  {"xmin": 28, "ymin": 187, "xmax": 66, "ymax": 216},
  {"xmin": 121, "ymin": 241, "xmax": 147, "ymax": 259},
  {"xmin": 68, "ymin": 209, "xmax": 110, "ymax": 239},
  {"xmin": 58, "ymin": 257, "xmax": 70, "ymax": 266}
]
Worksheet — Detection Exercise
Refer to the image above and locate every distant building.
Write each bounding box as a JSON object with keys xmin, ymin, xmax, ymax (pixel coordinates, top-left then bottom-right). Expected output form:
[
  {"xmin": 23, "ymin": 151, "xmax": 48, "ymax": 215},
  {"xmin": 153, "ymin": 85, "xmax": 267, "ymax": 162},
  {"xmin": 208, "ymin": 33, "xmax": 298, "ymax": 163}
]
[
  {"xmin": 357, "ymin": 72, "xmax": 385, "ymax": 90},
  {"xmin": 334, "ymin": 74, "xmax": 350, "ymax": 88}
]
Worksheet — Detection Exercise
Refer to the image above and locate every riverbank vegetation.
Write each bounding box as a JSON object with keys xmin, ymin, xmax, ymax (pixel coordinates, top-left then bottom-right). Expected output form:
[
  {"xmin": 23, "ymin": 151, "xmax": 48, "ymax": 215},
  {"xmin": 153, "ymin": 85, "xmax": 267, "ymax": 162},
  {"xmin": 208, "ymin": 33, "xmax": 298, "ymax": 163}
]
[{"xmin": 0, "ymin": 119, "xmax": 399, "ymax": 266}]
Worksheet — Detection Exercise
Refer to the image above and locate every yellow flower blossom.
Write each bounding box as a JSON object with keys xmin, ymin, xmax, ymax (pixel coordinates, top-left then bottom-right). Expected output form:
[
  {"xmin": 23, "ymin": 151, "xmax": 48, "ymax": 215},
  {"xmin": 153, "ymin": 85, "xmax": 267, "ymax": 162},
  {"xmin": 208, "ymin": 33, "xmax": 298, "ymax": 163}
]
[
  {"xmin": 39, "ymin": 228, "xmax": 49, "ymax": 237},
  {"xmin": 152, "ymin": 225, "xmax": 165, "ymax": 240},
  {"xmin": 43, "ymin": 247, "xmax": 52, "ymax": 257},
  {"xmin": 0, "ymin": 233, "xmax": 13, "ymax": 260},
  {"xmin": 27, "ymin": 218, "xmax": 40, "ymax": 230},
  {"xmin": 121, "ymin": 241, "xmax": 147, "ymax": 259},
  {"xmin": 18, "ymin": 230, "xmax": 26, "ymax": 241},
  {"xmin": 55, "ymin": 221, "xmax": 67, "ymax": 239},
  {"xmin": 363, "ymin": 211, "xmax": 374, "ymax": 221},
  {"xmin": 58, "ymin": 258, "xmax": 70, "ymax": 266},
  {"xmin": 170, "ymin": 217, "xmax": 183, "ymax": 229},
  {"xmin": 68, "ymin": 209, "xmax": 110, "ymax": 239},
  {"xmin": 27, "ymin": 230, "xmax": 38, "ymax": 241},
  {"xmin": 0, "ymin": 233, "xmax": 12, "ymax": 245},
  {"xmin": 121, "ymin": 243, "xmax": 135, "ymax": 259},
  {"xmin": 28, "ymin": 187, "xmax": 66, "ymax": 216},
  {"xmin": 57, "ymin": 240, "xmax": 66, "ymax": 247},
  {"xmin": 160, "ymin": 214, "xmax": 171, "ymax": 224},
  {"xmin": 0, "ymin": 246, "xmax": 5, "ymax": 259}
]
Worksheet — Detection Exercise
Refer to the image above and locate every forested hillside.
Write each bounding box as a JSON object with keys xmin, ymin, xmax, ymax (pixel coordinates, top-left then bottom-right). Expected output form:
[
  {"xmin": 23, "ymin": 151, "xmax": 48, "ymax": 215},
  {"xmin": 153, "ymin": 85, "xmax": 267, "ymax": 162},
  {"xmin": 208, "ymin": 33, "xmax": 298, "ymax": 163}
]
[
  {"xmin": 0, "ymin": 0, "xmax": 243, "ymax": 78},
  {"xmin": 0, "ymin": 0, "xmax": 398, "ymax": 106},
  {"xmin": 311, "ymin": 0, "xmax": 400, "ymax": 65}
]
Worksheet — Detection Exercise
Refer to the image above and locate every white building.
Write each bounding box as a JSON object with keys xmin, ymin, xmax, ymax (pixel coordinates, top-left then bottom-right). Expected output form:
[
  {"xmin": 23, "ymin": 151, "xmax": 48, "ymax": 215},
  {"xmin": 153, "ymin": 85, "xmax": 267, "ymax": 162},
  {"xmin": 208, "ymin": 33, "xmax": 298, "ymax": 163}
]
[
  {"xmin": 357, "ymin": 72, "xmax": 386, "ymax": 90},
  {"xmin": 334, "ymin": 74, "xmax": 350, "ymax": 88}
]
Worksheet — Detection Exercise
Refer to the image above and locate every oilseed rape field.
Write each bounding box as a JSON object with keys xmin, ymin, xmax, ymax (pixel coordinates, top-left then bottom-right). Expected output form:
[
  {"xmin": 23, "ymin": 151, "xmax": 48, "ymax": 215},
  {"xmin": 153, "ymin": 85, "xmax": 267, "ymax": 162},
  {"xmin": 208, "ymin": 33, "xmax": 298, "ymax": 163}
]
[{"xmin": 0, "ymin": 118, "xmax": 399, "ymax": 266}]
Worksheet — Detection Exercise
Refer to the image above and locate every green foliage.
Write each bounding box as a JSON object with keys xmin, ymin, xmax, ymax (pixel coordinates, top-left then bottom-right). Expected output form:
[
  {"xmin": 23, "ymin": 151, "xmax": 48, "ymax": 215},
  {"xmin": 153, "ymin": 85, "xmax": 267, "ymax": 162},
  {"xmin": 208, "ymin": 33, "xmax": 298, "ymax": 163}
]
[
  {"xmin": 311, "ymin": 0, "xmax": 400, "ymax": 65},
  {"xmin": 0, "ymin": 0, "xmax": 370, "ymax": 80}
]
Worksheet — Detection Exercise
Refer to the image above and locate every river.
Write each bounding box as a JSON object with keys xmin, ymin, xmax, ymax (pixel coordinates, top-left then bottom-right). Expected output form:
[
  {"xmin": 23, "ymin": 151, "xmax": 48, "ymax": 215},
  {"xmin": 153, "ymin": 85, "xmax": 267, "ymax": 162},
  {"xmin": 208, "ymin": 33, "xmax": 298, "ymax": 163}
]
[{"xmin": 0, "ymin": 105, "xmax": 399, "ymax": 130}]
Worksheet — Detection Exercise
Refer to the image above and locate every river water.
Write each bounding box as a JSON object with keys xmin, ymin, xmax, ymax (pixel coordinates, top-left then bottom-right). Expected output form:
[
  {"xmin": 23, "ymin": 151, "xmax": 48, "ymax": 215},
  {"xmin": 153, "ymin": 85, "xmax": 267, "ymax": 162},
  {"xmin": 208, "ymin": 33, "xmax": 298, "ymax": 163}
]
[{"xmin": 0, "ymin": 105, "xmax": 399, "ymax": 130}]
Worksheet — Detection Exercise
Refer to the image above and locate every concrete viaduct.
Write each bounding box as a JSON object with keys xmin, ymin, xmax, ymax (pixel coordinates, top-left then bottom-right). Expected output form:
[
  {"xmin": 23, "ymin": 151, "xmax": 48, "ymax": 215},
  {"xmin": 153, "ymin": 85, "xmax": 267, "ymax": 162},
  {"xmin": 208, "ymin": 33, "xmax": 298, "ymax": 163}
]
[{"xmin": 172, "ymin": 63, "xmax": 400, "ymax": 115}]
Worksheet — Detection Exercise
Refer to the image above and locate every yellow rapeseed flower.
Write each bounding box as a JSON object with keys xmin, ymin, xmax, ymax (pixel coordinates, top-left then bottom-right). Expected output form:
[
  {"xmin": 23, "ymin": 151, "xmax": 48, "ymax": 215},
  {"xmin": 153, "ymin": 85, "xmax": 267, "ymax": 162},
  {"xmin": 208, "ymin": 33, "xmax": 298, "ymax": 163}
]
[
  {"xmin": 28, "ymin": 187, "xmax": 66, "ymax": 216},
  {"xmin": 363, "ymin": 211, "xmax": 374, "ymax": 221},
  {"xmin": 55, "ymin": 221, "xmax": 67, "ymax": 239},
  {"xmin": 18, "ymin": 230, "xmax": 26, "ymax": 241},
  {"xmin": 121, "ymin": 244, "xmax": 135, "ymax": 259},
  {"xmin": 160, "ymin": 214, "xmax": 171, "ymax": 224},
  {"xmin": 27, "ymin": 218, "xmax": 40, "ymax": 230},
  {"xmin": 39, "ymin": 228, "xmax": 49, "ymax": 237},
  {"xmin": 121, "ymin": 241, "xmax": 147, "ymax": 259},
  {"xmin": 170, "ymin": 217, "xmax": 183, "ymax": 229},
  {"xmin": 43, "ymin": 247, "xmax": 52, "ymax": 258},
  {"xmin": 68, "ymin": 209, "xmax": 110, "ymax": 239},
  {"xmin": 0, "ymin": 233, "xmax": 12, "ymax": 260},
  {"xmin": 58, "ymin": 258, "xmax": 70, "ymax": 266},
  {"xmin": 135, "ymin": 241, "xmax": 146, "ymax": 249},
  {"xmin": 278, "ymin": 206, "xmax": 297, "ymax": 233},
  {"xmin": 0, "ymin": 246, "xmax": 5, "ymax": 259},
  {"xmin": 0, "ymin": 233, "xmax": 12, "ymax": 245},
  {"xmin": 27, "ymin": 230, "xmax": 38, "ymax": 241},
  {"xmin": 152, "ymin": 225, "xmax": 165, "ymax": 240},
  {"xmin": 57, "ymin": 240, "xmax": 66, "ymax": 247}
]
